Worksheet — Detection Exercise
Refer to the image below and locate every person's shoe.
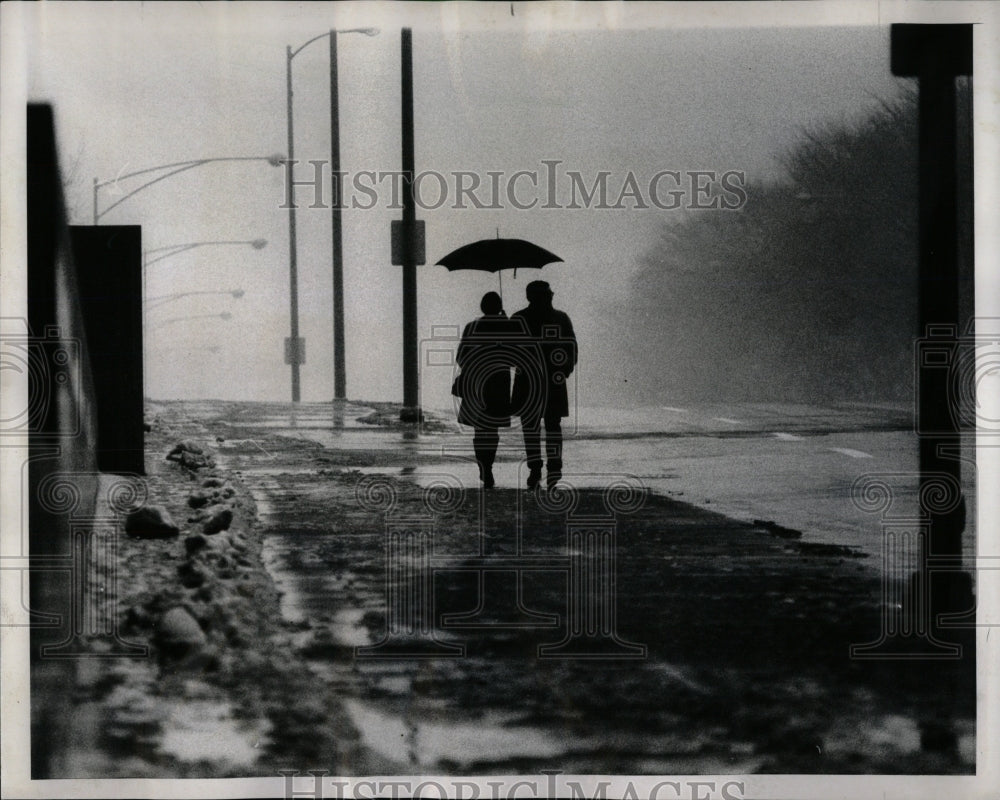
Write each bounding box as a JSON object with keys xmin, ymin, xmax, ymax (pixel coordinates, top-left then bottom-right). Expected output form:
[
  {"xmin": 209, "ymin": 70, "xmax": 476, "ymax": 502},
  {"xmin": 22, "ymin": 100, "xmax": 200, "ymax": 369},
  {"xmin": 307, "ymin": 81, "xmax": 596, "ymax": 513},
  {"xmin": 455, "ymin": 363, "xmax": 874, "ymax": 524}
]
[
  {"xmin": 526, "ymin": 468, "xmax": 542, "ymax": 489},
  {"xmin": 546, "ymin": 472, "xmax": 561, "ymax": 490},
  {"xmin": 482, "ymin": 467, "xmax": 496, "ymax": 489}
]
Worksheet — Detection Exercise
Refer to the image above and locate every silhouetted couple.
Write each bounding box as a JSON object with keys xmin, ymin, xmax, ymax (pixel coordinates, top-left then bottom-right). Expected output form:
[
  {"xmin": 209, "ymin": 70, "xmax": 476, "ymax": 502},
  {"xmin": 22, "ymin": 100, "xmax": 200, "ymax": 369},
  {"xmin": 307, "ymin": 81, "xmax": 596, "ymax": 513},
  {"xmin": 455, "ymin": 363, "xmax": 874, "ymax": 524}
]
[{"xmin": 455, "ymin": 281, "xmax": 577, "ymax": 490}]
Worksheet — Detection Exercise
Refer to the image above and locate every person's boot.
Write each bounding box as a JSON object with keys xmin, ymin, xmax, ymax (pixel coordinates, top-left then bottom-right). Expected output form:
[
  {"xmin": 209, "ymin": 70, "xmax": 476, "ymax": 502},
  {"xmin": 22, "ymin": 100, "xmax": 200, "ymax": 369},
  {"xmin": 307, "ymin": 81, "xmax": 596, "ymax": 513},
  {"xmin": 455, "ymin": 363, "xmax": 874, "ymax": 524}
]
[
  {"xmin": 526, "ymin": 467, "xmax": 542, "ymax": 489},
  {"xmin": 477, "ymin": 460, "xmax": 495, "ymax": 489},
  {"xmin": 546, "ymin": 459, "xmax": 562, "ymax": 490}
]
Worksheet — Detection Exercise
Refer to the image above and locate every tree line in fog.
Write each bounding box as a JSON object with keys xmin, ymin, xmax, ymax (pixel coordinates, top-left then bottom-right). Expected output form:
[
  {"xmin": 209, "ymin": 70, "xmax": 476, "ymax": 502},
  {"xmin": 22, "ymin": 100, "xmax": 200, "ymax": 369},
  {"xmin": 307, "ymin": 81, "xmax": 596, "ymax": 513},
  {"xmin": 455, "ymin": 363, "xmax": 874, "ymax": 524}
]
[{"xmin": 616, "ymin": 82, "xmax": 973, "ymax": 405}]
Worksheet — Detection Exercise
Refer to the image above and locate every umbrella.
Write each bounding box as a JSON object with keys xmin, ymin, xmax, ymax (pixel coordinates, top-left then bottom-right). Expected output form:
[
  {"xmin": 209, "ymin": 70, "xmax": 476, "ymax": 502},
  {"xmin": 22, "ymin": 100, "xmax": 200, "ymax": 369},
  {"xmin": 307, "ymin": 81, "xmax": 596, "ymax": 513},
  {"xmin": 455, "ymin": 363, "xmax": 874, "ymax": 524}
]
[{"xmin": 435, "ymin": 231, "xmax": 563, "ymax": 300}]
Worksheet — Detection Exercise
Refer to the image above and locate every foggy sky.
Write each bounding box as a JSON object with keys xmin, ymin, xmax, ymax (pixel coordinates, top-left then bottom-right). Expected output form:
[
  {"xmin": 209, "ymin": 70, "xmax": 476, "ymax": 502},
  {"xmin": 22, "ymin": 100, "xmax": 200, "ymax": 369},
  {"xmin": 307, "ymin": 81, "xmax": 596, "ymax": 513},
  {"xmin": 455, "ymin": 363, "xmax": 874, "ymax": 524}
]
[{"xmin": 20, "ymin": 3, "xmax": 912, "ymax": 408}]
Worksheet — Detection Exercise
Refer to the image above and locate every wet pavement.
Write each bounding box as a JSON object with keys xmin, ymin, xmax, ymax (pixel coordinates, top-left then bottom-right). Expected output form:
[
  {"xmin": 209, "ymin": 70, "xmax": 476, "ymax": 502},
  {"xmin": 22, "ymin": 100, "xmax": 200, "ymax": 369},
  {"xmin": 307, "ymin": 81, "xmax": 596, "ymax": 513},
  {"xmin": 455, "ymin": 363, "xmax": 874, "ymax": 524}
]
[
  {"xmin": 198, "ymin": 398, "xmax": 976, "ymax": 565},
  {"xmin": 179, "ymin": 398, "xmax": 978, "ymax": 775}
]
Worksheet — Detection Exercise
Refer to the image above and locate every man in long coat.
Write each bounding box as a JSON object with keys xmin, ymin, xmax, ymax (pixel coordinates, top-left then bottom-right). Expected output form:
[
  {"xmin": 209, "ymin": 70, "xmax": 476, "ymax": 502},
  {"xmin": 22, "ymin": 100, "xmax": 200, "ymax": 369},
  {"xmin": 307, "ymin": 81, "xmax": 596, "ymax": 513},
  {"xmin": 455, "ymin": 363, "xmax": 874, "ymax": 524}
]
[{"xmin": 510, "ymin": 280, "xmax": 577, "ymax": 489}]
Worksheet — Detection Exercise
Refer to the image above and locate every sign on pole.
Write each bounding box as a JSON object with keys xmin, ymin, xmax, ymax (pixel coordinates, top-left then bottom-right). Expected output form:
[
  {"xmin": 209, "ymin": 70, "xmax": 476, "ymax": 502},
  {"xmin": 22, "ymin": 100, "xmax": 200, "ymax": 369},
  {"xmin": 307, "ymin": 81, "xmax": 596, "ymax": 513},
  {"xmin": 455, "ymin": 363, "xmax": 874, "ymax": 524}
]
[{"xmin": 391, "ymin": 219, "xmax": 426, "ymax": 267}]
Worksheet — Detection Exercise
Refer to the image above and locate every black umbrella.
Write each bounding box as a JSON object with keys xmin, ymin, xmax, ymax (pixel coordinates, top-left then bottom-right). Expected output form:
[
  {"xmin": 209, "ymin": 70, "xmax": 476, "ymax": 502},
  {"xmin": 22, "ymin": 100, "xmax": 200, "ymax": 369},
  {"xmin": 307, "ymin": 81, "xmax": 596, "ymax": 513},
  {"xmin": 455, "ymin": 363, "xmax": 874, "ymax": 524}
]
[{"xmin": 435, "ymin": 232, "xmax": 563, "ymax": 300}]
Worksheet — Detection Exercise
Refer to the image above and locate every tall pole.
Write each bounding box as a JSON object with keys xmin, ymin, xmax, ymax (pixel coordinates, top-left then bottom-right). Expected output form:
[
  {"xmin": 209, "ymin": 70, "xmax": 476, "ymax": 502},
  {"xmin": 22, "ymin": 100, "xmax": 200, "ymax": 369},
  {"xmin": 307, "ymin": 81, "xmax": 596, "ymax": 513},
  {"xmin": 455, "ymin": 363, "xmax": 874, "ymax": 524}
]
[
  {"xmin": 330, "ymin": 30, "xmax": 347, "ymax": 400},
  {"xmin": 917, "ymin": 64, "xmax": 961, "ymax": 562},
  {"xmin": 891, "ymin": 24, "xmax": 972, "ymax": 617},
  {"xmin": 888, "ymin": 24, "xmax": 973, "ymax": 752},
  {"xmin": 142, "ymin": 250, "xmax": 148, "ymax": 403},
  {"xmin": 286, "ymin": 44, "xmax": 302, "ymax": 402},
  {"xmin": 400, "ymin": 28, "xmax": 419, "ymax": 415}
]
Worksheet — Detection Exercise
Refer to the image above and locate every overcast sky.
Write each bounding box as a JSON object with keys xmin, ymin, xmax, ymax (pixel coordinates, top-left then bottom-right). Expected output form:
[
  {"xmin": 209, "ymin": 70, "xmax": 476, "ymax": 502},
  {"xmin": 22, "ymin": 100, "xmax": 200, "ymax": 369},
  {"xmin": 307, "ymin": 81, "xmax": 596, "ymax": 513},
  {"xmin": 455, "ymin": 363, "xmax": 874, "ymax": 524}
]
[{"xmin": 20, "ymin": 2, "xmax": 916, "ymax": 407}]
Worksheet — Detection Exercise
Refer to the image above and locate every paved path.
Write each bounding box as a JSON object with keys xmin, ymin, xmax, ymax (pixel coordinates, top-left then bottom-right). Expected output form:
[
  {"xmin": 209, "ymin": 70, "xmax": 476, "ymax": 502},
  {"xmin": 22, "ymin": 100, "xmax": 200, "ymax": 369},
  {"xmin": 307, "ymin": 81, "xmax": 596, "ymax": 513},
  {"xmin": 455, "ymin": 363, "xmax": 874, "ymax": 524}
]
[{"xmin": 200, "ymin": 400, "xmax": 976, "ymax": 776}]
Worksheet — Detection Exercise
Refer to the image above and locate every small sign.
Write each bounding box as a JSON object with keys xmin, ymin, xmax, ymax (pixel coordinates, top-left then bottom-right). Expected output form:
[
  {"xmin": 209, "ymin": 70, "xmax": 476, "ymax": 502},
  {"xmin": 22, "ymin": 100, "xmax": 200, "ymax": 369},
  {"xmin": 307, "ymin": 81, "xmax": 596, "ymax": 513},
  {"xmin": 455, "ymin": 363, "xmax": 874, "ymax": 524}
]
[
  {"xmin": 391, "ymin": 219, "xmax": 426, "ymax": 266},
  {"xmin": 284, "ymin": 336, "xmax": 306, "ymax": 365}
]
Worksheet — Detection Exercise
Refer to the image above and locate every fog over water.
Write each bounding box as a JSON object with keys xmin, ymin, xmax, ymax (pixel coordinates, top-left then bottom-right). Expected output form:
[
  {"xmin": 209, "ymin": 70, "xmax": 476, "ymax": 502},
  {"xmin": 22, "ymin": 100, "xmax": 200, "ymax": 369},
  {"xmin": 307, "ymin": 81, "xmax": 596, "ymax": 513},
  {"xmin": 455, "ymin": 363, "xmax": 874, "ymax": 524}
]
[{"xmin": 21, "ymin": 5, "xmax": 925, "ymax": 408}]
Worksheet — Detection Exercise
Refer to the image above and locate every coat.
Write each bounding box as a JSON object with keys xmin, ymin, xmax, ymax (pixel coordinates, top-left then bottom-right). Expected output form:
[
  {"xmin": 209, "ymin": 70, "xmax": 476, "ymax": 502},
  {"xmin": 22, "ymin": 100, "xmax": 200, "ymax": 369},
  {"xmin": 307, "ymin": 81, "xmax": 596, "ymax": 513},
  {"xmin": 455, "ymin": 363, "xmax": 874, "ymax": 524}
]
[
  {"xmin": 455, "ymin": 313, "xmax": 520, "ymax": 429},
  {"xmin": 509, "ymin": 303, "xmax": 577, "ymax": 419}
]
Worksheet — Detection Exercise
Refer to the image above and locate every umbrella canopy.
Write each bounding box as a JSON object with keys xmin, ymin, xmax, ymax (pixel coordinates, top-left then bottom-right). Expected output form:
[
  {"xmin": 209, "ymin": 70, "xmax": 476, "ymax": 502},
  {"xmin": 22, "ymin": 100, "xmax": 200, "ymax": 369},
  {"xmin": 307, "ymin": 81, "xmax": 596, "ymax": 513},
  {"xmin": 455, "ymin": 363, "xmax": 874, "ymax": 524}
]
[{"xmin": 436, "ymin": 237, "xmax": 563, "ymax": 275}]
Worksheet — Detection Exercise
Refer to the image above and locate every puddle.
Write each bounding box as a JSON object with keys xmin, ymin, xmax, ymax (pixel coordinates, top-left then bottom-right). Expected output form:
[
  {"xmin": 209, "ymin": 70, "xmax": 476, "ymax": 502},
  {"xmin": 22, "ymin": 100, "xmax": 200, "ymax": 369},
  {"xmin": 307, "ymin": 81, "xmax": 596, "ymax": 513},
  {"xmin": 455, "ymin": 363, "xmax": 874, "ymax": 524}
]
[
  {"xmin": 376, "ymin": 675, "xmax": 412, "ymax": 695},
  {"xmin": 245, "ymin": 486, "xmax": 273, "ymax": 519},
  {"xmin": 823, "ymin": 714, "xmax": 914, "ymax": 761},
  {"xmin": 957, "ymin": 719, "xmax": 976, "ymax": 765},
  {"xmin": 341, "ymin": 698, "xmax": 769, "ymax": 773},
  {"xmin": 226, "ymin": 408, "xmax": 377, "ymax": 430},
  {"xmin": 158, "ymin": 700, "xmax": 269, "ymax": 767},
  {"xmin": 329, "ymin": 608, "xmax": 374, "ymax": 647},
  {"xmin": 229, "ymin": 465, "xmax": 329, "ymax": 477},
  {"xmin": 343, "ymin": 700, "xmax": 571, "ymax": 769},
  {"xmin": 261, "ymin": 545, "xmax": 308, "ymax": 623}
]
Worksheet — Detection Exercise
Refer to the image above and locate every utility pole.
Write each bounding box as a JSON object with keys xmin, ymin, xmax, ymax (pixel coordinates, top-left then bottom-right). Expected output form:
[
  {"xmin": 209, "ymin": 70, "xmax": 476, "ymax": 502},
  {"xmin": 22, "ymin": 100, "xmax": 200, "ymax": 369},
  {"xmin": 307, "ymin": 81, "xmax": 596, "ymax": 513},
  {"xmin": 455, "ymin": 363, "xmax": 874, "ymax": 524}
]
[
  {"xmin": 399, "ymin": 27, "xmax": 421, "ymax": 420},
  {"xmin": 891, "ymin": 23, "xmax": 973, "ymax": 621},
  {"xmin": 285, "ymin": 44, "xmax": 303, "ymax": 402},
  {"xmin": 883, "ymin": 22, "xmax": 974, "ymax": 757},
  {"xmin": 330, "ymin": 30, "xmax": 347, "ymax": 401}
]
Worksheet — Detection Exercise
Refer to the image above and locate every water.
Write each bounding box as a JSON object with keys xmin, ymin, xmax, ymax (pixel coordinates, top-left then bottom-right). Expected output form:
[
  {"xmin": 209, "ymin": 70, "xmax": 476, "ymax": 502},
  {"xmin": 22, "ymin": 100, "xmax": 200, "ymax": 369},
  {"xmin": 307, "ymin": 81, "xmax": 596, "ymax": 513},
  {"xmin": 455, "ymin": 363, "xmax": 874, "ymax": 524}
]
[{"xmin": 250, "ymin": 401, "xmax": 976, "ymax": 565}]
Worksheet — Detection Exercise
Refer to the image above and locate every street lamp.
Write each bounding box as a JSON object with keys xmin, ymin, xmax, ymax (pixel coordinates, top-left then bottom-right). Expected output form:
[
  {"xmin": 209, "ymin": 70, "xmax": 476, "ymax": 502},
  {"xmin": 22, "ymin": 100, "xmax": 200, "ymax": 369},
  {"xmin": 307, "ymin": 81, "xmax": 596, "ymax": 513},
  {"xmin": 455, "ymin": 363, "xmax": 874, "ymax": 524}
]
[
  {"xmin": 145, "ymin": 289, "xmax": 245, "ymax": 311},
  {"xmin": 150, "ymin": 311, "xmax": 233, "ymax": 332},
  {"xmin": 142, "ymin": 238, "xmax": 266, "ymax": 400},
  {"xmin": 285, "ymin": 26, "xmax": 379, "ymax": 403},
  {"xmin": 93, "ymin": 156, "xmax": 284, "ymax": 224},
  {"xmin": 144, "ymin": 238, "xmax": 267, "ymax": 268}
]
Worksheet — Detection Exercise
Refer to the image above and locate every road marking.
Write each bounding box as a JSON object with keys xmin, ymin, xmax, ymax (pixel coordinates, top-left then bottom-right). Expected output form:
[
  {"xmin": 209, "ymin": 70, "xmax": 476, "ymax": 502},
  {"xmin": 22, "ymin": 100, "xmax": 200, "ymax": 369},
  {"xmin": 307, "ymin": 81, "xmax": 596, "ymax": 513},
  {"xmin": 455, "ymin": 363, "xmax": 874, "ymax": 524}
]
[
  {"xmin": 712, "ymin": 417, "xmax": 743, "ymax": 424},
  {"xmin": 829, "ymin": 447, "xmax": 873, "ymax": 459},
  {"xmin": 773, "ymin": 432, "xmax": 803, "ymax": 441}
]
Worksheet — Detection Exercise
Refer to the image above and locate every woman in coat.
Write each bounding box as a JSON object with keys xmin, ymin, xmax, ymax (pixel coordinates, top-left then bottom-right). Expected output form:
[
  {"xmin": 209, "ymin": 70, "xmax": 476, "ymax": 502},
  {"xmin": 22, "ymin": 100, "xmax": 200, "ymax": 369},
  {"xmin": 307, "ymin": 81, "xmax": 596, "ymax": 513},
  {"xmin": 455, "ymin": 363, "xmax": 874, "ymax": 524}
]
[{"xmin": 456, "ymin": 292, "xmax": 517, "ymax": 488}]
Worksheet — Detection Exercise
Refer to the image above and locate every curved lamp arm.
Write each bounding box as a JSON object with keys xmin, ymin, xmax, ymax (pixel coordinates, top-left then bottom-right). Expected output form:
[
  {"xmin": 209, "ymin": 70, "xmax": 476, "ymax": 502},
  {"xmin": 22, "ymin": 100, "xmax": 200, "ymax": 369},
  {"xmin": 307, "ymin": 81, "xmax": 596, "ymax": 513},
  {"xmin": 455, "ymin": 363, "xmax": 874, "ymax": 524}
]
[
  {"xmin": 290, "ymin": 27, "xmax": 379, "ymax": 59},
  {"xmin": 143, "ymin": 239, "xmax": 267, "ymax": 268},
  {"xmin": 94, "ymin": 155, "xmax": 284, "ymax": 223},
  {"xmin": 145, "ymin": 289, "xmax": 245, "ymax": 311},
  {"xmin": 150, "ymin": 311, "xmax": 233, "ymax": 332}
]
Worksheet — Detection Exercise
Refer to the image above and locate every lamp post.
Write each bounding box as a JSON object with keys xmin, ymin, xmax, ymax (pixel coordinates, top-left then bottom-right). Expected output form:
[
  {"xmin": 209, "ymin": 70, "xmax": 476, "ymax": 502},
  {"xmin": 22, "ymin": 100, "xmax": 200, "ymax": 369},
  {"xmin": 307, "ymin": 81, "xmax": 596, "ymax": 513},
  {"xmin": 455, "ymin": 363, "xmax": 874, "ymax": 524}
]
[
  {"xmin": 93, "ymin": 157, "xmax": 284, "ymax": 224},
  {"xmin": 142, "ymin": 238, "xmax": 266, "ymax": 400},
  {"xmin": 399, "ymin": 27, "xmax": 420, "ymax": 420},
  {"xmin": 286, "ymin": 27, "xmax": 379, "ymax": 403}
]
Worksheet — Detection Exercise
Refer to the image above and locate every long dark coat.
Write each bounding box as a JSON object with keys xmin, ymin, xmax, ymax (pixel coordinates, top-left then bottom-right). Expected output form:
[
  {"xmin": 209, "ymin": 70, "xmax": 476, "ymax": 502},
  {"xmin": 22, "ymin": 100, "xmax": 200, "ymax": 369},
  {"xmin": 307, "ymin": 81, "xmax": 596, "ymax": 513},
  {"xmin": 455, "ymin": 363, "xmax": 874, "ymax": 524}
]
[
  {"xmin": 509, "ymin": 304, "xmax": 577, "ymax": 419},
  {"xmin": 456, "ymin": 314, "xmax": 519, "ymax": 429}
]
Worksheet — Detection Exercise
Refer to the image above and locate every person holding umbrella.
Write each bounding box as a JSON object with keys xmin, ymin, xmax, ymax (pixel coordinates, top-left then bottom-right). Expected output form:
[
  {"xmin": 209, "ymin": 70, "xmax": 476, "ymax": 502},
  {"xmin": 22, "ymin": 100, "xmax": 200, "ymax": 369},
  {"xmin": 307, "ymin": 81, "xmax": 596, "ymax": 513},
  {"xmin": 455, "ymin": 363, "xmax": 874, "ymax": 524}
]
[
  {"xmin": 511, "ymin": 280, "xmax": 577, "ymax": 490},
  {"xmin": 456, "ymin": 291, "xmax": 519, "ymax": 489},
  {"xmin": 436, "ymin": 234, "xmax": 569, "ymax": 489}
]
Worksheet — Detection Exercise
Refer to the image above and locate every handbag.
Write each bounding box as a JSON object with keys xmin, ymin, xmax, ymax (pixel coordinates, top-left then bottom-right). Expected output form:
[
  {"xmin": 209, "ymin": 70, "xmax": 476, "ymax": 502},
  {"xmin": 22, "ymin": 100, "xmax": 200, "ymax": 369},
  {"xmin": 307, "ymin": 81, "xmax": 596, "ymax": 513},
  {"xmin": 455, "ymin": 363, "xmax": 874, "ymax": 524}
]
[{"xmin": 451, "ymin": 370, "xmax": 465, "ymax": 398}]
